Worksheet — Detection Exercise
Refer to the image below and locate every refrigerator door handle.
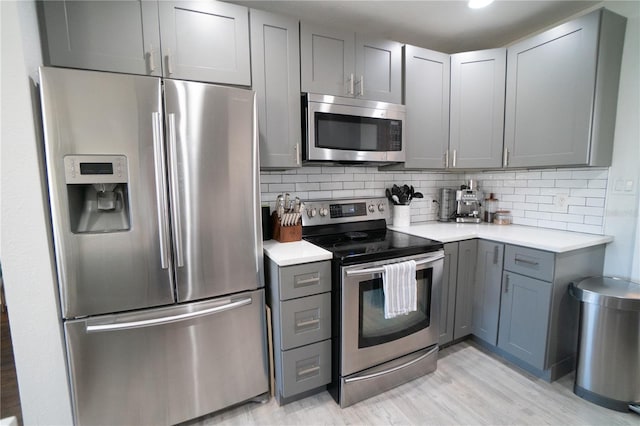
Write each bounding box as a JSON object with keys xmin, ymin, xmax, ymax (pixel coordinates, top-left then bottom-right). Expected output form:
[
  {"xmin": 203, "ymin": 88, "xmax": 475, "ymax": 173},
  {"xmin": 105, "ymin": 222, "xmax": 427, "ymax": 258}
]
[
  {"xmin": 86, "ymin": 297, "xmax": 252, "ymax": 332},
  {"xmin": 152, "ymin": 112, "xmax": 171, "ymax": 269},
  {"xmin": 251, "ymin": 96, "xmax": 263, "ymax": 279},
  {"xmin": 167, "ymin": 113, "xmax": 185, "ymax": 267}
]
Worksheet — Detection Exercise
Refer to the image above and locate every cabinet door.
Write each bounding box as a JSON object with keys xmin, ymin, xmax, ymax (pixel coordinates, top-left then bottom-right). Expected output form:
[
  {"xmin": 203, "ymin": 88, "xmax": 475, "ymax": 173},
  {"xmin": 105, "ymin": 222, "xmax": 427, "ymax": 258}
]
[
  {"xmin": 449, "ymin": 49, "xmax": 506, "ymax": 169},
  {"xmin": 439, "ymin": 243, "xmax": 458, "ymax": 345},
  {"xmin": 42, "ymin": 0, "xmax": 161, "ymax": 76},
  {"xmin": 300, "ymin": 23, "xmax": 355, "ymax": 96},
  {"xmin": 472, "ymin": 241, "xmax": 504, "ymax": 346},
  {"xmin": 454, "ymin": 239, "xmax": 477, "ymax": 340},
  {"xmin": 404, "ymin": 46, "xmax": 450, "ymax": 168},
  {"xmin": 158, "ymin": 0, "xmax": 250, "ymax": 85},
  {"xmin": 503, "ymin": 12, "xmax": 599, "ymax": 167},
  {"xmin": 498, "ymin": 273, "xmax": 552, "ymax": 369},
  {"xmin": 250, "ymin": 9, "xmax": 301, "ymax": 169},
  {"xmin": 355, "ymin": 35, "xmax": 402, "ymax": 103}
]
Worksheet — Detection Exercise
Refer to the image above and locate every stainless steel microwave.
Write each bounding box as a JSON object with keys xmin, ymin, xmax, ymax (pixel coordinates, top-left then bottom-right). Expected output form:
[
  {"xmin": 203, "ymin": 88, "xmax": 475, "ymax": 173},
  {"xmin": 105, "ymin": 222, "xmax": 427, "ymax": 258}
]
[{"xmin": 302, "ymin": 93, "xmax": 406, "ymax": 163}]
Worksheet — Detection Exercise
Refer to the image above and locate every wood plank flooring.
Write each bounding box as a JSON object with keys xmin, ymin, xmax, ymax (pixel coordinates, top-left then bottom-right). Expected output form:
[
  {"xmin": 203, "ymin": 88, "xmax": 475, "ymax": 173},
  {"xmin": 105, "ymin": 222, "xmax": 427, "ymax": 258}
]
[
  {"xmin": 191, "ymin": 341, "xmax": 637, "ymax": 425},
  {"xmin": 1, "ymin": 307, "xmax": 23, "ymax": 425}
]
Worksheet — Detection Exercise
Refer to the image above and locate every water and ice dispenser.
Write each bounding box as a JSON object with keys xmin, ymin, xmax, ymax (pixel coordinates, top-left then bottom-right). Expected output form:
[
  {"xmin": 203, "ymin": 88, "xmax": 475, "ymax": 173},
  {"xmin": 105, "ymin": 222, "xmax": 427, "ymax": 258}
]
[{"xmin": 64, "ymin": 155, "xmax": 130, "ymax": 233}]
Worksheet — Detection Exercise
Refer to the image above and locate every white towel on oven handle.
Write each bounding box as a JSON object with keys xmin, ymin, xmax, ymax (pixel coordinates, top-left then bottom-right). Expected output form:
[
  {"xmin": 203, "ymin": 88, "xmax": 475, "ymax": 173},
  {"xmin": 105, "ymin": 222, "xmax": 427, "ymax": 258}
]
[{"xmin": 382, "ymin": 260, "xmax": 417, "ymax": 319}]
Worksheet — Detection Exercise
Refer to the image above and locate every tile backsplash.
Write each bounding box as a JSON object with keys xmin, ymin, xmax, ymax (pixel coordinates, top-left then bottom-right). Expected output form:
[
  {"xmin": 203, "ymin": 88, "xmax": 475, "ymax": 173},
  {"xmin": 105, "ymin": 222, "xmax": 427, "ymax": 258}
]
[{"xmin": 260, "ymin": 166, "xmax": 608, "ymax": 235}]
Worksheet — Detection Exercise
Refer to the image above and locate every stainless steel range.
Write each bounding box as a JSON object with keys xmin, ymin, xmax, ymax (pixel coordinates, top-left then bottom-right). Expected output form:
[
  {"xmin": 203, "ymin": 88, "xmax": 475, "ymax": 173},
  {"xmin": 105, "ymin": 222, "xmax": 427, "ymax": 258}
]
[{"xmin": 302, "ymin": 198, "xmax": 443, "ymax": 407}]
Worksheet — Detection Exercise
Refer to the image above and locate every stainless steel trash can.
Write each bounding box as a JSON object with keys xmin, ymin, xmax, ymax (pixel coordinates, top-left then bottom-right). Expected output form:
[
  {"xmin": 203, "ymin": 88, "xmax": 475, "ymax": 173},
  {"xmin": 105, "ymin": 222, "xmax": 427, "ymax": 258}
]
[{"xmin": 569, "ymin": 276, "xmax": 640, "ymax": 412}]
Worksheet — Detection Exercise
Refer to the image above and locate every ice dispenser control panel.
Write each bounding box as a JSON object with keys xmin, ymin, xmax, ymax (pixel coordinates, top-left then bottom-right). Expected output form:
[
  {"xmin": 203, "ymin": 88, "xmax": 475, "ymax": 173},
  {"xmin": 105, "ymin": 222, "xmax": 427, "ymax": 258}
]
[{"xmin": 64, "ymin": 155, "xmax": 128, "ymax": 184}]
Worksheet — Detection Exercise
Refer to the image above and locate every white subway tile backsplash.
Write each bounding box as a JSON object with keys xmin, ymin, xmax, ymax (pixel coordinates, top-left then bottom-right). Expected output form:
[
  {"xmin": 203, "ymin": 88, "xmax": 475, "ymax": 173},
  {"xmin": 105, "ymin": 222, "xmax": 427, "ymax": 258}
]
[
  {"xmin": 282, "ymin": 174, "xmax": 307, "ymax": 183},
  {"xmin": 308, "ymin": 174, "xmax": 333, "ymax": 183},
  {"xmin": 526, "ymin": 195, "xmax": 553, "ymax": 204},
  {"xmin": 586, "ymin": 198, "xmax": 605, "ymax": 207},
  {"xmin": 269, "ymin": 183, "xmax": 295, "ymax": 192},
  {"xmin": 260, "ymin": 166, "xmax": 608, "ymax": 235},
  {"xmin": 320, "ymin": 182, "xmax": 342, "ymax": 191},
  {"xmin": 568, "ymin": 205, "xmax": 604, "ymax": 216},
  {"xmin": 571, "ymin": 188, "xmax": 606, "ymax": 198},
  {"xmin": 556, "ymin": 179, "xmax": 587, "ymax": 188},
  {"xmin": 588, "ymin": 180, "xmax": 607, "ymax": 189}
]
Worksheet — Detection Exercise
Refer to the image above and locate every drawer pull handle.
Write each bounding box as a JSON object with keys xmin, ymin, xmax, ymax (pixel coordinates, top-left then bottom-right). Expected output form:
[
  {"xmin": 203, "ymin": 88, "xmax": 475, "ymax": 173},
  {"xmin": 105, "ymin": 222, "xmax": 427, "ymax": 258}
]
[
  {"xmin": 493, "ymin": 246, "xmax": 499, "ymax": 265},
  {"xmin": 296, "ymin": 318, "xmax": 320, "ymax": 328},
  {"xmin": 297, "ymin": 365, "xmax": 320, "ymax": 377},
  {"xmin": 295, "ymin": 276, "xmax": 320, "ymax": 285},
  {"xmin": 514, "ymin": 257, "xmax": 539, "ymax": 266},
  {"xmin": 504, "ymin": 275, "xmax": 510, "ymax": 293}
]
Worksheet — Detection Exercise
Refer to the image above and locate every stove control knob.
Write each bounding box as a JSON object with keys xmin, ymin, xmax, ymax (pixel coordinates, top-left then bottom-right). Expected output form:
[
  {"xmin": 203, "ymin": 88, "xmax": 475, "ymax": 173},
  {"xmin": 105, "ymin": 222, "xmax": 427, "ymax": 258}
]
[
  {"xmin": 378, "ymin": 203, "xmax": 385, "ymax": 212},
  {"xmin": 368, "ymin": 204, "xmax": 375, "ymax": 213},
  {"xmin": 319, "ymin": 207, "xmax": 329, "ymax": 217},
  {"xmin": 307, "ymin": 208, "xmax": 317, "ymax": 218}
]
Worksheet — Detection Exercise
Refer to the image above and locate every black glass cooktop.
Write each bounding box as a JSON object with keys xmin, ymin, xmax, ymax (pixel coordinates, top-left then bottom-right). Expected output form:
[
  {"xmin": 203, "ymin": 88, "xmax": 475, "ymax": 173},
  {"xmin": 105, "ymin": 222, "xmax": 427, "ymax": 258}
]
[{"xmin": 303, "ymin": 221, "xmax": 443, "ymax": 265}]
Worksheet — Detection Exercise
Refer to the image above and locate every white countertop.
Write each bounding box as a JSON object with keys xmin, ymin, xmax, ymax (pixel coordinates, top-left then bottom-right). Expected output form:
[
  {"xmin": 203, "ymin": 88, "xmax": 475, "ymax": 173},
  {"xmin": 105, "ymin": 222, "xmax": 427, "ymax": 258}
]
[
  {"xmin": 263, "ymin": 239, "xmax": 333, "ymax": 266},
  {"xmin": 388, "ymin": 222, "xmax": 613, "ymax": 253}
]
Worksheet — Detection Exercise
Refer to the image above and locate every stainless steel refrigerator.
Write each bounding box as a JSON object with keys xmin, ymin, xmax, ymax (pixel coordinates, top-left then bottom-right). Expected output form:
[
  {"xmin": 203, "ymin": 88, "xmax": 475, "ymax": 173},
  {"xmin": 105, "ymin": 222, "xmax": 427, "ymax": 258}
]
[{"xmin": 39, "ymin": 67, "xmax": 268, "ymax": 425}]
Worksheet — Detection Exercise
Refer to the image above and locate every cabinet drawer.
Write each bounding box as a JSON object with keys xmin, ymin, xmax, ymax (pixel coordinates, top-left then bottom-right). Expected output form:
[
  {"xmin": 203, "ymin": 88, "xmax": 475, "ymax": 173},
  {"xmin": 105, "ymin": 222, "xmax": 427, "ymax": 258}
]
[
  {"xmin": 280, "ymin": 293, "xmax": 331, "ymax": 350},
  {"xmin": 279, "ymin": 261, "xmax": 331, "ymax": 300},
  {"xmin": 281, "ymin": 340, "xmax": 331, "ymax": 398},
  {"xmin": 504, "ymin": 245, "xmax": 555, "ymax": 282}
]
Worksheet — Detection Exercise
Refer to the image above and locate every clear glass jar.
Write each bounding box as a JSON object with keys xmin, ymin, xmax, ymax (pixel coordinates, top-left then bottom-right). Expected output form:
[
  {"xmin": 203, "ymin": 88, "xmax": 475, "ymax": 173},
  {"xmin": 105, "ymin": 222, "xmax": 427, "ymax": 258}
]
[{"xmin": 493, "ymin": 210, "xmax": 512, "ymax": 225}]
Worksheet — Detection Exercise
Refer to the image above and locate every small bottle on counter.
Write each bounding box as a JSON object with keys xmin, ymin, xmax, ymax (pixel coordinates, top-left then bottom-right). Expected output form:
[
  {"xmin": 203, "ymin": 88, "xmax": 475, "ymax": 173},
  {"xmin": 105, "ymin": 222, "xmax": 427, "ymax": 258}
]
[{"xmin": 484, "ymin": 193, "xmax": 498, "ymax": 223}]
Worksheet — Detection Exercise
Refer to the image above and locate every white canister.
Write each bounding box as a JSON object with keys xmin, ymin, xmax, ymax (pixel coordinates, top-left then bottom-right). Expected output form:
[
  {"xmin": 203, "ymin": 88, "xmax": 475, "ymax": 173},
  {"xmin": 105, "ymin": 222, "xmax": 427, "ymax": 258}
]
[{"xmin": 393, "ymin": 205, "xmax": 411, "ymax": 227}]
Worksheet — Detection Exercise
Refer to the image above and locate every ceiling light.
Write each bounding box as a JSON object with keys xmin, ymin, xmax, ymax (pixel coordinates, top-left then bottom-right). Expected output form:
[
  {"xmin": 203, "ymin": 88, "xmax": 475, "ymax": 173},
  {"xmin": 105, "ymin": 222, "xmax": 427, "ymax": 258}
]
[{"xmin": 468, "ymin": 0, "xmax": 494, "ymax": 9}]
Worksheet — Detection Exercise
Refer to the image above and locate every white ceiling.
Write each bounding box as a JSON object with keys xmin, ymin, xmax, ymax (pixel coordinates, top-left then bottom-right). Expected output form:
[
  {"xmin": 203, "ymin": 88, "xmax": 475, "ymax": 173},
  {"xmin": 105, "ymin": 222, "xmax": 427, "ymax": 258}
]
[{"xmin": 233, "ymin": 0, "xmax": 601, "ymax": 53}]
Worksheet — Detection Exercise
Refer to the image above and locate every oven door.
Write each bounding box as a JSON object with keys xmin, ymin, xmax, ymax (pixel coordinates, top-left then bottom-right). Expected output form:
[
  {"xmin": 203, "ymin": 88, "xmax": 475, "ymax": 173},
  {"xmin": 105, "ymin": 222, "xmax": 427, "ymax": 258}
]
[{"xmin": 340, "ymin": 251, "xmax": 443, "ymax": 376}]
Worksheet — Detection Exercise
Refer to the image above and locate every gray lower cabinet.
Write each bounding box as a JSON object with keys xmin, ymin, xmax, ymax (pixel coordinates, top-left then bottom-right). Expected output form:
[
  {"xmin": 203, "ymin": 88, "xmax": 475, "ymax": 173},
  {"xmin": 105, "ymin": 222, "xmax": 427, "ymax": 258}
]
[
  {"xmin": 265, "ymin": 258, "xmax": 332, "ymax": 404},
  {"xmin": 504, "ymin": 8, "xmax": 626, "ymax": 168},
  {"xmin": 453, "ymin": 239, "xmax": 478, "ymax": 340},
  {"xmin": 41, "ymin": 0, "xmax": 162, "ymax": 76},
  {"xmin": 250, "ymin": 9, "xmax": 301, "ymax": 169},
  {"xmin": 449, "ymin": 48, "xmax": 506, "ymax": 169},
  {"xmin": 41, "ymin": 0, "xmax": 251, "ymax": 85},
  {"xmin": 495, "ymin": 244, "xmax": 605, "ymax": 380},
  {"xmin": 497, "ymin": 271, "xmax": 552, "ymax": 369},
  {"xmin": 300, "ymin": 23, "xmax": 402, "ymax": 103},
  {"xmin": 439, "ymin": 242, "xmax": 458, "ymax": 345},
  {"xmin": 403, "ymin": 45, "xmax": 450, "ymax": 169},
  {"xmin": 472, "ymin": 241, "xmax": 504, "ymax": 345}
]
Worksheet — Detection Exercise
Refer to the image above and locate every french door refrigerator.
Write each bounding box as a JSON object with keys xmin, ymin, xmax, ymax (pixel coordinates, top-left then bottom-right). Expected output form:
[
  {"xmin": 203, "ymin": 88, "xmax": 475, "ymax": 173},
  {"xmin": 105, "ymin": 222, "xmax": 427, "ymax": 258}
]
[{"xmin": 39, "ymin": 66, "xmax": 268, "ymax": 425}]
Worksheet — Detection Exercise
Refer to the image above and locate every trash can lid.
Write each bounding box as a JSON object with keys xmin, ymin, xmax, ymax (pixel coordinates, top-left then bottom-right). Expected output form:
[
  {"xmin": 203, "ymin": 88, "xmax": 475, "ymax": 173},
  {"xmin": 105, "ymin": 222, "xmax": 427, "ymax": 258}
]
[{"xmin": 570, "ymin": 276, "xmax": 640, "ymax": 311}]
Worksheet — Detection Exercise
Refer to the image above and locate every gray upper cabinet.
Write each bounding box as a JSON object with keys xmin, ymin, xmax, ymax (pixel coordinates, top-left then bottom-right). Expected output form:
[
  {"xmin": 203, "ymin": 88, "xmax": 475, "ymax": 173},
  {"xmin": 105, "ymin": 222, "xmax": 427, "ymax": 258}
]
[
  {"xmin": 404, "ymin": 46, "xmax": 450, "ymax": 169},
  {"xmin": 453, "ymin": 239, "xmax": 477, "ymax": 340},
  {"xmin": 250, "ymin": 9, "xmax": 301, "ymax": 169},
  {"xmin": 504, "ymin": 9, "xmax": 626, "ymax": 168},
  {"xmin": 472, "ymin": 240, "xmax": 504, "ymax": 346},
  {"xmin": 41, "ymin": 0, "xmax": 162, "ymax": 76},
  {"xmin": 300, "ymin": 23, "xmax": 401, "ymax": 103},
  {"xmin": 354, "ymin": 35, "xmax": 402, "ymax": 103},
  {"xmin": 449, "ymin": 48, "xmax": 506, "ymax": 169},
  {"xmin": 41, "ymin": 0, "xmax": 251, "ymax": 85},
  {"xmin": 158, "ymin": 1, "xmax": 251, "ymax": 85}
]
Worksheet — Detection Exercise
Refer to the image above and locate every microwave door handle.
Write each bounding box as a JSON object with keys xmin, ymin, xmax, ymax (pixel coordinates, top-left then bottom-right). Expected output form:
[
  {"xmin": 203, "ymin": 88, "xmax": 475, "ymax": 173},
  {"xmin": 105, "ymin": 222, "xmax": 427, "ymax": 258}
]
[{"xmin": 345, "ymin": 252, "xmax": 445, "ymax": 277}]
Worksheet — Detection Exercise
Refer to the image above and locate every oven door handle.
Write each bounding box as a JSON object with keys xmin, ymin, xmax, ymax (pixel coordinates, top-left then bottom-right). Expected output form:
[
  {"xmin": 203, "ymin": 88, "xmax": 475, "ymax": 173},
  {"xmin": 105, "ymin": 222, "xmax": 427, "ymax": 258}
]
[
  {"xmin": 345, "ymin": 252, "xmax": 444, "ymax": 277},
  {"xmin": 344, "ymin": 345, "xmax": 438, "ymax": 383}
]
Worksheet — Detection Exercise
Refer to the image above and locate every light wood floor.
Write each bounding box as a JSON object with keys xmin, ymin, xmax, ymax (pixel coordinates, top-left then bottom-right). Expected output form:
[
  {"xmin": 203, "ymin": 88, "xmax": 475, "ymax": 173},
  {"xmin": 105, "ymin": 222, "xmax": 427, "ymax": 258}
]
[{"xmin": 194, "ymin": 341, "xmax": 637, "ymax": 425}]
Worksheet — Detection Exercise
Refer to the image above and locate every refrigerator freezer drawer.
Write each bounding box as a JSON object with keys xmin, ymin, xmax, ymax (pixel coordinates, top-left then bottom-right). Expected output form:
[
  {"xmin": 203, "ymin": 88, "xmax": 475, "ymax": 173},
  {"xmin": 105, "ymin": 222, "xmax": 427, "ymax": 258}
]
[{"xmin": 64, "ymin": 289, "xmax": 268, "ymax": 425}]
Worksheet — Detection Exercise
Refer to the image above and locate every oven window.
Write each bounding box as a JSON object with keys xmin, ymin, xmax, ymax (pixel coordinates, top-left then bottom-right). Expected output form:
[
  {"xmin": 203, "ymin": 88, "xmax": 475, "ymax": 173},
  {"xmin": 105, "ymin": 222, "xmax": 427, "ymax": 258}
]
[
  {"xmin": 358, "ymin": 269, "xmax": 431, "ymax": 348},
  {"xmin": 315, "ymin": 113, "xmax": 402, "ymax": 152}
]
